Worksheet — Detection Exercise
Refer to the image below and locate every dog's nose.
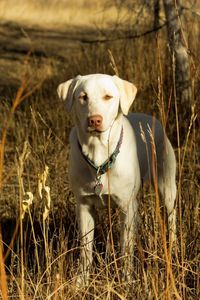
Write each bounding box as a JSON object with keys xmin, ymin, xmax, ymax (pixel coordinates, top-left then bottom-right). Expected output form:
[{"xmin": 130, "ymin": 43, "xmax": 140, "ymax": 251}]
[{"xmin": 87, "ymin": 115, "xmax": 103, "ymax": 129}]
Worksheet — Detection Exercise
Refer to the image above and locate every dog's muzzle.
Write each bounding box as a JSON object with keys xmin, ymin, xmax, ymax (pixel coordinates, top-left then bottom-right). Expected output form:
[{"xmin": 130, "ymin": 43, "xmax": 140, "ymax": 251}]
[{"xmin": 87, "ymin": 115, "xmax": 103, "ymax": 131}]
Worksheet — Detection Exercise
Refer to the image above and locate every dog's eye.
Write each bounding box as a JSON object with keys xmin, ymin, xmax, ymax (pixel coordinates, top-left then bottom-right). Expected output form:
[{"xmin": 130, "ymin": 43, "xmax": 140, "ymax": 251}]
[
  {"xmin": 79, "ymin": 93, "xmax": 88, "ymax": 102},
  {"xmin": 104, "ymin": 94, "xmax": 113, "ymax": 101}
]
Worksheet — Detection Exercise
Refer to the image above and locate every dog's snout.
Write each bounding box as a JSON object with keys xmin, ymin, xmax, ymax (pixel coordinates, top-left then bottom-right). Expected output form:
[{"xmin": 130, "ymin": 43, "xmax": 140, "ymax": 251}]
[{"xmin": 88, "ymin": 115, "xmax": 103, "ymax": 129}]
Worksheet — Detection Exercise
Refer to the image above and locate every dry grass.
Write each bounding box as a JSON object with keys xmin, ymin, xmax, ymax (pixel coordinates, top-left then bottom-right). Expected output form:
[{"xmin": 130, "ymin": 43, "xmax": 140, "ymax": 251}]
[{"xmin": 0, "ymin": 1, "xmax": 200, "ymax": 299}]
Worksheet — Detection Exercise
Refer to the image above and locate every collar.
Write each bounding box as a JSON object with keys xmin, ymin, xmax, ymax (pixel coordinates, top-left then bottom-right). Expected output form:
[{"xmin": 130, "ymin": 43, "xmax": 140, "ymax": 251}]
[{"xmin": 78, "ymin": 126, "xmax": 123, "ymax": 176}]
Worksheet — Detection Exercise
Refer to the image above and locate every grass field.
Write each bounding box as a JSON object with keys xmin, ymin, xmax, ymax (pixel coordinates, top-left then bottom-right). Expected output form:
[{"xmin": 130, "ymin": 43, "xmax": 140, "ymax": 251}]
[{"xmin": 0, "ymin": 1, "xmax": 199, "ymax": 299}]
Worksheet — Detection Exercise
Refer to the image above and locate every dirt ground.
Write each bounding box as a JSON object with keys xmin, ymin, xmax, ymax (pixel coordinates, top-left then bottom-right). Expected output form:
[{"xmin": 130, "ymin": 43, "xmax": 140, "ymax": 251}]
[{"xmin": 0, "ymin": 22, "xmax": 97, "ymax": 91}]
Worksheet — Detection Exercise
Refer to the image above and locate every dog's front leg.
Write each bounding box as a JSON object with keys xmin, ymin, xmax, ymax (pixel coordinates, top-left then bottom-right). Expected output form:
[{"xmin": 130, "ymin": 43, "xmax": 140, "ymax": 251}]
[
  {"xmin": 76, "ymin": 201, "xmax": 95, "ymax": 287},
  {"xmin": 120, "ymin": 198, "xmax": 138, "ymax": 280}
]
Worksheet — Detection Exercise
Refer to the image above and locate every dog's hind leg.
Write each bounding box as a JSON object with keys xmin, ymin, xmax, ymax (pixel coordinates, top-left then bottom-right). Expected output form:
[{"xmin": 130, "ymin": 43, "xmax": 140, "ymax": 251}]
[{"xmin": 158, "ymin": 137, "xmax": 177, "ymax": 246}]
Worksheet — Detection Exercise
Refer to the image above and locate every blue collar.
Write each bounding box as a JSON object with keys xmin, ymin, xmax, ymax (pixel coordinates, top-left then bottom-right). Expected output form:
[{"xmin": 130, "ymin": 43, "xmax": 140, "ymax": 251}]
[{"xmin": 78, "ymin": 126, "xmax": 123, "ymax": 176}]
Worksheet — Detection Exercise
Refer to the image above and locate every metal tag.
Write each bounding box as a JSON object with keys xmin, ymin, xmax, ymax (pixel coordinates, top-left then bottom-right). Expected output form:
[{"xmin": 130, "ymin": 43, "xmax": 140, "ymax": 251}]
[{"xmin": 94, "ymin": 183, "xmax": 103, "ymax": 195}]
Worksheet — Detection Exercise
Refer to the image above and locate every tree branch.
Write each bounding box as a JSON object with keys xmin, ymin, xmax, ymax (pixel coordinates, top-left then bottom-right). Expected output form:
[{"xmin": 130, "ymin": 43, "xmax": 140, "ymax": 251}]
[{"xmin": 81, "ymin": 23, "xmax": 166, "ymax": 44}]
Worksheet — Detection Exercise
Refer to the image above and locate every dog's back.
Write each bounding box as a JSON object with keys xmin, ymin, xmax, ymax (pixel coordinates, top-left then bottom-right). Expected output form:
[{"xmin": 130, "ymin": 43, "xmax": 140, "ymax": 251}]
[{"xmin": 127, "ymin": 113, "xmax": 165, "ymax": 181}]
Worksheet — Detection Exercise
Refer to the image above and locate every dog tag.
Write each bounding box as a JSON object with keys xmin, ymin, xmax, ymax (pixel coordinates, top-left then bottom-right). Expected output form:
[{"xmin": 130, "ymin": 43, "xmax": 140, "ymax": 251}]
[{"xmin": 94, "ymin": 183, "xmax": 103, "ymax": 195}]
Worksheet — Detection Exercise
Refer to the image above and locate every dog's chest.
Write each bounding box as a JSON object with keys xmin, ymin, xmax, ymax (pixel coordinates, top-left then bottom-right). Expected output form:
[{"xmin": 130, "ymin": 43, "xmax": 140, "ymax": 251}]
[
  {"xmin": 69, "ymin": 128, "xmax": 140, "ymax": 206},
  {"xmin": 79, "ymin": 169, "xmax": 119, "ymax": 196},
  {"xmin": 70, "ymin": 157, "xmax": 138, "ymax": 209}
]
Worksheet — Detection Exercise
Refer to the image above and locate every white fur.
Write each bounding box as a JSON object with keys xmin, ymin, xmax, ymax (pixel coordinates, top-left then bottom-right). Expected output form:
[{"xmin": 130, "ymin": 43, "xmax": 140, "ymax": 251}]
[{"xmin": 57, "ymin": 74, "xmax": 177, "ymax": 285}]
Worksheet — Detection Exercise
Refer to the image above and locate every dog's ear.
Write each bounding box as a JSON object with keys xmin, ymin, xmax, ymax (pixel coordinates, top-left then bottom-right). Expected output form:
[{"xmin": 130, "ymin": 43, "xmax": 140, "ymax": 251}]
[
  {"xmin": 113, "ymin": 75, "xmax": 137, "ymax": 115},
  {"xmin": 57, "ymin": 75, "xmax": 81, "ymax": 112}
]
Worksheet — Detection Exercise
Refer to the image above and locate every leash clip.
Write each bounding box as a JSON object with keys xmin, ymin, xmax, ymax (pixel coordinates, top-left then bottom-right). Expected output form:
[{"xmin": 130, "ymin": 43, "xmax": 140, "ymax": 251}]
[{"xmin": 94, "ymin": 169, "xmax": 103, "ymax": 196}]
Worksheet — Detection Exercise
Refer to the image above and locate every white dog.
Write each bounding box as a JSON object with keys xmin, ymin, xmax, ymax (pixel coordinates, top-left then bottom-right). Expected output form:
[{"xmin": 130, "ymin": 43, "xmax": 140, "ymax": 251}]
[{"xmin": 57, "ymin": 74, "xmax": 177, "ymax": 285}]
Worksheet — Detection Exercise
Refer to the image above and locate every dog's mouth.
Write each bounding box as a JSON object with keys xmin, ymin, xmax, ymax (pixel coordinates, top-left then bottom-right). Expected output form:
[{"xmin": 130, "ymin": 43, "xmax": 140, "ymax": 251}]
[
  {"xmin": 87, "ymin": 127, "xmax": 104, "ymax": 135},
  {"xmin": 87, "ymin": 122, "xmax": 115, "ymax": 135}
]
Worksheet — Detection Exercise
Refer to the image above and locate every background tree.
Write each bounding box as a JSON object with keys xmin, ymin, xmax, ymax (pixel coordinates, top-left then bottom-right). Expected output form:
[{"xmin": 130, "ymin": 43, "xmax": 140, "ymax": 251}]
[{"xmin": 163, "ymin": 0, "xmax": 192, "ymax": 115}]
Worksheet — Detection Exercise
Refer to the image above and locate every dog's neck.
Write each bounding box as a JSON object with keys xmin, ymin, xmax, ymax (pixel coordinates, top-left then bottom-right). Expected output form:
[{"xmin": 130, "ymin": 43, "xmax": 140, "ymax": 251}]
[{"xmin": 76, "ymin": 115, "xmax": 123, "ymax": 167}]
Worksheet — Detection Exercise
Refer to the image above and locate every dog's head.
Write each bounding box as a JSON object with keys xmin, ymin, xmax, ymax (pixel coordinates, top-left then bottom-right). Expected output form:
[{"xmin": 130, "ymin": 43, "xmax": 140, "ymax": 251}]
[{"xmin": 57, "ymin": 74, "xmax": 137, "ymax": 134}]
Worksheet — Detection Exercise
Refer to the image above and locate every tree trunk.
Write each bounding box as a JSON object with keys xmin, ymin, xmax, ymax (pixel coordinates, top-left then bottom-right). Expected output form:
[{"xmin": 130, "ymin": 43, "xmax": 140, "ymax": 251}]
[
  {"xmin": 154, "ymin": 0, "xmax": 160, "ymax": 29},
  {"xmin": 163, "ymin": 0, "xmax": 192, "ymax": 113}
]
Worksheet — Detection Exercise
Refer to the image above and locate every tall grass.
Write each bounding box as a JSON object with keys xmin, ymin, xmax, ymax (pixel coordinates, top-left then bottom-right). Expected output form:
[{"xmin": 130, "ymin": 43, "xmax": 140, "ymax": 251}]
[{"xmin": 0, "ymin": 3, "xmax": 199, "ymax": 299}]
